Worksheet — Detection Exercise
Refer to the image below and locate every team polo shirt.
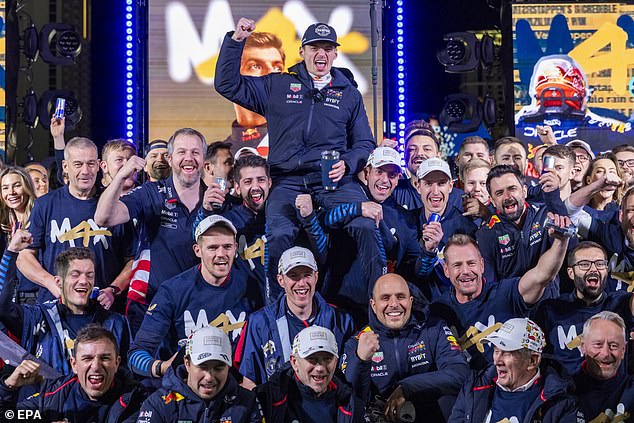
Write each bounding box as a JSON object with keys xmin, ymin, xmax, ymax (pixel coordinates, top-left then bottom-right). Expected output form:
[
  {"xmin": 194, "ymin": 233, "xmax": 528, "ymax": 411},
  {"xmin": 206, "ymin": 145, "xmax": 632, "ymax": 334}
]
[
  {"xmin": 533, "ymin": 291, "xmax": 634, "ymax": 375},
  {"xmin": 128, "ymin": 265, "xmax": 252, "ymax": 377},
  {"xmin": 431, "ymin": 278, "xmax": 531, "ymax": 366},
  {"xmin": 28, "ymin": 185, "xmax": 131, "ymax": 302},
  {"xmin": 121, "ymin": 176, "xmax": 201, "ymax": 305}
]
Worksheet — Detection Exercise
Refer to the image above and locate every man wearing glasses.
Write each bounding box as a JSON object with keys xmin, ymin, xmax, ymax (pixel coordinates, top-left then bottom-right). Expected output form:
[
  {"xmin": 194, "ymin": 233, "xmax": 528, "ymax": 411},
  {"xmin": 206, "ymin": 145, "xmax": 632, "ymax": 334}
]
[
  {"xmin": 614, "ymin": 144, "xmax": 634, "ymax": 189},
  {"xmin": 565, "ymin": 140, "xmax": 594, "ymax": 192},
  {"xmin": 533, "ymin": 241, "xmax": 634, "ymax": 375}
]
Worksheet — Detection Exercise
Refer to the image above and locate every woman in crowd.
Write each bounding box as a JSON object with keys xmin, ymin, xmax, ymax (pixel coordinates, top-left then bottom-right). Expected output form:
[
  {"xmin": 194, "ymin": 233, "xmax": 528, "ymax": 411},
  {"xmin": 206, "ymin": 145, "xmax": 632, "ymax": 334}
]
[{"xmin": 0, "ymin": 166, "xmax": 38, "ymax": 304}]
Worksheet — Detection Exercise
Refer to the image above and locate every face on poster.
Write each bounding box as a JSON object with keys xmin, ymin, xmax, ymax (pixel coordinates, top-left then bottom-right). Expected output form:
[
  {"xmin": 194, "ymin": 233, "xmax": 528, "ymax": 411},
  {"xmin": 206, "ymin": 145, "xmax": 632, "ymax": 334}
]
[
  {"xmin": 512, "ymin": 3, "xmax": 634, "ymax": 152},
  {"xmin": 149, "ymin": 0, "xmax": 379, "ymax": 151}
]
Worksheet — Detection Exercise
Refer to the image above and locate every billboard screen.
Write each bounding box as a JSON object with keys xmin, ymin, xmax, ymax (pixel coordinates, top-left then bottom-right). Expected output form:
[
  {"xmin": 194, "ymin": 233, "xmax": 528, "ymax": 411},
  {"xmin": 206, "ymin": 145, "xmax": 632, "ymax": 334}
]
[
  {"xmin": 148, "ymin": 0, "xmax": 379, "ymax": 155},
  {"xmin": 512, "ymin": 2, "xmax": 634, "ymax": 151}
]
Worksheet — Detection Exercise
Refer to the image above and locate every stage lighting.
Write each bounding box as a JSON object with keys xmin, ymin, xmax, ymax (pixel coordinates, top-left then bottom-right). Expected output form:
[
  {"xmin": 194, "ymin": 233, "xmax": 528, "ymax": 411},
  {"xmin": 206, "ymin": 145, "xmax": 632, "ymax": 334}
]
[
  {"xmin": 21, "ymin": 89, "xmax": 39, "ymax": 128},
  {"xmin": 440, "ymin": 93, "xmax": 482, "ymax": 133},
  {"xmin": 38, "ymin": 90, "xmax": 82, "ymax": 131},
  {"xmin": 39, "ymin": 23, "xmax": 81, "ymax": 65},
  {"xmin": 23, "ymin": 24, "xmax": 39, "ymax": 62},
  {"xmin": 437, "ymin": 32, "xmax": 498, "ymax": 73},
  {"xmin": 437, "ymin": 32, "xmax": 480, "ymax": 73}
]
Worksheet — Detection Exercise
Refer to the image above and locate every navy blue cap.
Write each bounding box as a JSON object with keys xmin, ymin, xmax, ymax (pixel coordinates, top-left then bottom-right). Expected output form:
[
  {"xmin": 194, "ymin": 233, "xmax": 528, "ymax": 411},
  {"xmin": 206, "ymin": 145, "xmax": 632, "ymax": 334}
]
[{"xmin": 301, "ymin": 23, "xmax": 340, "ymax": 47}]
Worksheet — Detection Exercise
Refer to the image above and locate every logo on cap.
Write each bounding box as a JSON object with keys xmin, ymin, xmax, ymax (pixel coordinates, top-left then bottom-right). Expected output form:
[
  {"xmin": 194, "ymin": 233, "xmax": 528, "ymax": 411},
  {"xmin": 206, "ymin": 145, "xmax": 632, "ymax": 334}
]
[
  {"xmin": 315, "ymin": 24, "xmax": 331, "ymax": 37},
  {"xmin": 204, "ymin": 336, "xmax": 222, "ymax": 346},
  {"xmin": 310, "ymin": 331, "xmax": 327, "ymax": 340}
]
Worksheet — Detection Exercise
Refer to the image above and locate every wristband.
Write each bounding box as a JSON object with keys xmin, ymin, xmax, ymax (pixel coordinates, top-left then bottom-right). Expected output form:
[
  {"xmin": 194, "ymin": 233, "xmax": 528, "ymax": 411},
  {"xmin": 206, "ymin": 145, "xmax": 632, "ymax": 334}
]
[
  {"xmin": 108, "ymin": 285, "xmax": 121, "ymax": 296},
  {"xmin": 154, "ymin": 360, "xmax": 164, "ymax": 378}
]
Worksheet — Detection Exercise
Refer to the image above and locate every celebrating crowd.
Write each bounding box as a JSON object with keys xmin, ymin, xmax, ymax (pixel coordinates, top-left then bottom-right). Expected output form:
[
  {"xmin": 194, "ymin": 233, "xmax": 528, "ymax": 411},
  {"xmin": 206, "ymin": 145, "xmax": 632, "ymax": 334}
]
[{"xmin": 0, "ymin": 17, "xmax": 633, "ymax": 423}]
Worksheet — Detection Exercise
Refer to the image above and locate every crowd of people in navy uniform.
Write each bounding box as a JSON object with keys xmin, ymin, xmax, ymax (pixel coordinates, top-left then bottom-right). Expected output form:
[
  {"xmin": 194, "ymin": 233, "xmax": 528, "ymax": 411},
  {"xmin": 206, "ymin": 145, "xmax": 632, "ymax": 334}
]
[{"xmin": 0, "ymin": 17, "xmax": 633, "ymax": 423}]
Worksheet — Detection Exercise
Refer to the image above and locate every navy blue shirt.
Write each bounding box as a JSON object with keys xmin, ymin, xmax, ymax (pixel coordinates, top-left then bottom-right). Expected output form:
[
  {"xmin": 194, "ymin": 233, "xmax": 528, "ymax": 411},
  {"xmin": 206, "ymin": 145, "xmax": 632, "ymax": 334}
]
[
  {"xmin": 574, "ymin": 365, "xmax": 634, "ymax": 422},
  {"xmin": 28, "ymin": 185, "xmax": 132, "ymax": 302},
  {"xmin": 128, "ymin": 265, "xmax": 252, "ymax": 377},
  {"xmin": 489, "ymin": 377, "xmax": 542, "ymax": 423},
  {"xmin": 533, "ymin": 291, "xmax": 634, "ymax": 375},
  {"xmin": 431, "ymin": 278, "xmax": 531, "ymax": 367},
  {"xmin": 121, "ymin": 176, "xmax": 201, "ymax": 306}
]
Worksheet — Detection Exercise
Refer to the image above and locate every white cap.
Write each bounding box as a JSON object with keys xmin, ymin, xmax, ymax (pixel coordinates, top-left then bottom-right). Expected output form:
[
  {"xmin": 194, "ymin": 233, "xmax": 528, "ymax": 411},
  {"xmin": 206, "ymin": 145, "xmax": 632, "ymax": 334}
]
[
  {"xmin": 235, "ymin": 146, "xmax": 260, "ymax": 161},
  {"xmin": 366, "ymin": 147, "xmax": 402, "ymax": 169},
  {"xmin": 278, "ymin": 246, "xmax": 318, "ymax": 275},
  {"xmin": 483, "ymin": 318, "xmax": 545, "ymax": 353},
  {"xmin": 565, "ymin": 139, "xmax": 595, "ymax": 160},
  {"xmin": 292, "ymin": 326, "xmax": 338, "ymax": 359},
  {"xmin": 194, "ymin": 215, "xmax": 237, "ymax": 242},
  {"xmin": 415, "ymin": 157, "xmax": 452, "ymax": 180},
  {"xmin": 185, "ymin": 326, "xmax": 232, "ymax": 366}
]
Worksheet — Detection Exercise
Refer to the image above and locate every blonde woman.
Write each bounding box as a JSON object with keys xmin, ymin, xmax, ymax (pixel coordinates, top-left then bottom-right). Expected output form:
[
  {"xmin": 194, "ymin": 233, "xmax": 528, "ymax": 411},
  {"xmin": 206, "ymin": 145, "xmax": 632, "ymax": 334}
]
[{"xmin": 0, "ymin": 166, "xmax": 37, "ymax": 304}]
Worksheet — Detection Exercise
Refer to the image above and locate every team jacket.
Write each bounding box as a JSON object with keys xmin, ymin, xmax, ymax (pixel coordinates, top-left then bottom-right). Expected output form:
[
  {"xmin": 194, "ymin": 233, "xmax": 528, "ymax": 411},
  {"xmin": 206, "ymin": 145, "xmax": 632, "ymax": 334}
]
[
  {"xmin": 585, "ymin": 213, "xmax": 634, "ymax": 274},
  {"xmin": 0, "ymin": 370, "xmax": 146, "ymax": 423},
  {"xmin": 236, "ymin": 291, "xmax": 354, "ymax": 384},
  {"xmin": 320, "ymin": 193, "xmax": 422, "ymax": 302},
  {"xmin": 255, "ymin": 363, "xmax": 371, "ymax": 423},
  {"xmin": 574, "ymin": 362, "xmax": 634, "ymax": 422},
  {"xmin": 532, "ymin": 290, "xmax": 634, "ymax": 375},
  {"xmin": 128, "ymin": 265, "xmax": 253, "ymax": 378},
  {"xmin": 0, "ymin": 251, "xmax": 131, "ymax": 376},
  {"xmin": 136, "ymin": 365, "xmax": 262, "ymax": 423},
  {"xmin": 215, "ymin": 33, "xmax": 375, "ymax": 178},
  {"xmin": 475, "ymin": 201, "xmax": 570, "ymax": 298},
  {"xmin": 449, "ymin": 363, "xmax": 580, "ymax": 423},
  {"xmin": 341, "ymin": 299, "xmax": 469, "ymax": 404}
]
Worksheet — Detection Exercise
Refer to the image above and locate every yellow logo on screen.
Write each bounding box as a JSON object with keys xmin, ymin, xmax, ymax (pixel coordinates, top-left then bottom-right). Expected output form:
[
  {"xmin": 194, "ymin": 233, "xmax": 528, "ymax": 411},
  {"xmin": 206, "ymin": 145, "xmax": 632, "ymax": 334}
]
[{"xmin": 166, "ymin": 2, "xmax": 369, "ymax": 90}]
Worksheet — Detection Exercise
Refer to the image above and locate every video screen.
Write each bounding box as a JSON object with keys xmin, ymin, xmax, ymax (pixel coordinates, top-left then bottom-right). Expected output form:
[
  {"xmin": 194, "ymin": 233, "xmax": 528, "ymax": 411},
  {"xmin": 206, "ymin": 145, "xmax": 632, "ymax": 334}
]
[
  {"xmin": 148, "ymin": 0, "xmax": 379, "ymax": 156},
  {"xmin": 512, "ymin": 2, "xmax": 634, "ymax": 152}
]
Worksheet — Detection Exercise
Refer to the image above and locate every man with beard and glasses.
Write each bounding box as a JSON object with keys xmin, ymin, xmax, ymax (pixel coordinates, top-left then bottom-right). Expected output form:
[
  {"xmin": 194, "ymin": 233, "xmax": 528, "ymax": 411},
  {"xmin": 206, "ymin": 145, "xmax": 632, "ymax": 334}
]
[
  {"xmin": 95, "ymin": 128, "xmax": 206, "ymax": 336},
  {"xmin": 475, "ymin": 164, "xmax": 573, "ymax": 296},
  {"xmin": 573, "ymin": 311, "xmax": 634, "ymax": 422},
  {"xmin": 614, "ymin": 144, "xmax": 634, "ymax": 190},
  {"xmin": 431, "ymin": 224, "xmax": 571, "ymax": 369},
  {"xmin": 533, "ymin": 241, "xmax": 634, "ymax": 375},
  {"xmin": 566, "ymin": 183, "xmax": 634, "ymax": 278},
  {"xmin": 128, "ymin": 215, "xmax": 254, "ymax": 379},
  {"xmin": 144, "ymin": 140, "xmax": 171, "ymax": 182}
]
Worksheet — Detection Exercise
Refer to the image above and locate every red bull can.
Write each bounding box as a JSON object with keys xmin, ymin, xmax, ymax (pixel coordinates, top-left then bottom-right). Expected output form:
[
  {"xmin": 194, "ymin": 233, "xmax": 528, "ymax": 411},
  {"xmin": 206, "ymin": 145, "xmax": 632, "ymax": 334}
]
[
  {"xmin": 54, "ymin": 98, "xmax": 66, "ymax": 119},
  {"xmin": 429, "ymin": 213, "xmax": 441, "ymax": 223}
]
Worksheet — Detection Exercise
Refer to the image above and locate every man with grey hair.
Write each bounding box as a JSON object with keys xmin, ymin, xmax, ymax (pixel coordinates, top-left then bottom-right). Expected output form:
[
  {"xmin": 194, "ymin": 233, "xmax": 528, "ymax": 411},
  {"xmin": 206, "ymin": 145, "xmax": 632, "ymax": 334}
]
[
  {"xmin": 95, "ymin": 127, "xmax": 209, "ymax": 335},
  {"xmin": 17, "ymin": 136, "xmax": 131, "ymax": 303},
  {"xmin": 449, "ymin": 318, "xmax": 580, "ymax": 423},
  {"xmin": 573, "ymin": 311, "xmax": 634, "ymax": 422}
]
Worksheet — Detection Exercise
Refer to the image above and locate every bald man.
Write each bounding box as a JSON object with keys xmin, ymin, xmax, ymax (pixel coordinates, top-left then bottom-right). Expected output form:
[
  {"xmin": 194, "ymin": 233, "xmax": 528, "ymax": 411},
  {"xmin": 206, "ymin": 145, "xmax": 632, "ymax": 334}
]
[{"xmin": 342, "ymin": 274, "xmax": 469, "ymax": 422}]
